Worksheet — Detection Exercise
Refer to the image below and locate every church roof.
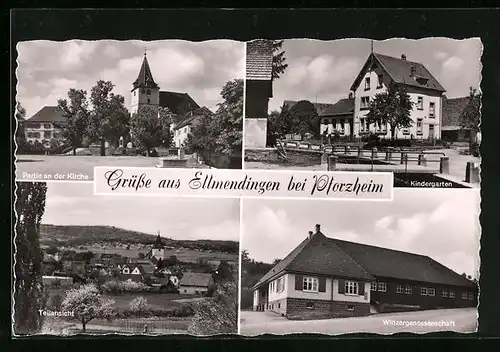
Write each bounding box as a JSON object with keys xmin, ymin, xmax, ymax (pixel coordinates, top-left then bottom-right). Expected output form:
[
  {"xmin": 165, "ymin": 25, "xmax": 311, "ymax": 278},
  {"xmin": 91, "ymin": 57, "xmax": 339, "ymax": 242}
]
[
  {"xmin": 159, "ymin": 91, "xmax": 201, "ymax": 115},
  {"xmin": 132, "ymin": 54, "xmax": 159, "ymax": 90},
  {"xmin": 153, "ymin": 233, "xmax": 164, "ymax": 249}
]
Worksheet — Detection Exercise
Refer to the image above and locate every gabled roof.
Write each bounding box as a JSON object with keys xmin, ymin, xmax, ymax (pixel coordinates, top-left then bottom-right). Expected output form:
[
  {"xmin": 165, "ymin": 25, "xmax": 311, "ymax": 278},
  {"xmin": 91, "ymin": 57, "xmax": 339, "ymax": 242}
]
[
  {"xmin": 282, "ymin": 100, "xmax": 336, "ymax": 116},
  {"xmin": 442, "ymin": 96, "xmax": 469, "ymax": 129},
  {"xmin": 319, "ymin": 98, "xmax": 355, "ymax": 117},
  {"xmin": 331, "ymin": 238, "xmax": 475, "ymax": 287},
  {"xmin": 350, "ymin": 53, "xmax": 446, "ymax": 93},
  {"xmin": 179, "ymin": 272, "xmax": 213, "ymax": 287},
  {"xmin": 27, "ymin": 106, "xmax": 65, "ymax": 123},
  {"xmin": 246, "ymin": 39, "xmax": 273, "ymax": 81},
  {"xmin": 173, "ymin": 114, "xmax": 204, "ymax": 130},
  {"xmin": 132, "ymin": 54, "xmax": 159, "ymax": 90},
  {"xmin": 159, "ymin": 91, "xmax": 201, "ymax": 115},
  {"xmin": 253, "ymin": 231, "xmax": 374, "ymax": 289}
]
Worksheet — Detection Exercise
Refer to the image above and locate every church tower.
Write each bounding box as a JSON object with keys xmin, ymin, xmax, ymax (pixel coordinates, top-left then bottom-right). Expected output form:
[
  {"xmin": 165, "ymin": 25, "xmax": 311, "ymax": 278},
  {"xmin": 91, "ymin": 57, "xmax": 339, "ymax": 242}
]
[
  {"xmin": 151, "ymin": 231, "xmax": 165, "ymax": 261},
  {"xmin": 130, "ymin": 52, "xmax": 160, "ymax": 114}
]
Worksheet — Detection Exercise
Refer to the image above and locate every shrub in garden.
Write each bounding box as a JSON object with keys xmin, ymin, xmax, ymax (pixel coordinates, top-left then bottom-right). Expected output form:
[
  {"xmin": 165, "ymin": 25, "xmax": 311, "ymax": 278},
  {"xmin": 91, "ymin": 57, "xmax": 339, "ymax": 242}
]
[{"xmin": 129, "ymin": 296, "xmax": 151, "ymax": 316}]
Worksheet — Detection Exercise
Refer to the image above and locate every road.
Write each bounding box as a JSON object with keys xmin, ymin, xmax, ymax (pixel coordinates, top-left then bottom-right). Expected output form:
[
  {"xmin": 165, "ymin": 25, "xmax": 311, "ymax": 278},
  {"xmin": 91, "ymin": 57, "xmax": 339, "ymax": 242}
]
[{"xmin": 239, "ymin": 308, "xmax": 477, "ymax": 336}]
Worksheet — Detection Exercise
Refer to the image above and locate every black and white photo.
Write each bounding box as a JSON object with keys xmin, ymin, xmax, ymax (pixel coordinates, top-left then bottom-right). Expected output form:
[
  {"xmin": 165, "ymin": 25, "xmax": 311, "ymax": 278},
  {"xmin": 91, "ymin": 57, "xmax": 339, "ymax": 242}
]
[
  {"xmin": 240, "ymin": 189, "xmax": 480, "ymax": 335},
  {"xmin": 243, "ymin": 39, "xmax": 481, "ymax": 188},
  {"xmin": 15, "ymin": 40, "xmax": 244, "ymax": 181}
]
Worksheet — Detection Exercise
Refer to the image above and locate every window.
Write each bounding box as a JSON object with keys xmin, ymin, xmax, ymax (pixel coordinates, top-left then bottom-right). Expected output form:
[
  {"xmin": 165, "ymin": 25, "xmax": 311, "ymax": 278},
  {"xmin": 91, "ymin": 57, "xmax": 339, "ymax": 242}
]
[
  {"xmin": 43, "ymin": 131, "xmax": 52, "ymax": 139},
  {"xmin": 417, "ymin": 118, "xmax": 423, "ymax": 134},
  {"xmin": 377, "ymin": 74, "xmax": 383, "ymax": 88},
  {"xmin": 462, "ymin": 292, "xmax": 468, "ymax": 300},
  {"xmin": 277, "ymin": 277, "xmax": 285, "ymax": 293},
  {"xmin": 147, "ymin": 98, "xmax": 151, "ymax": 104},
  {"xmin": 360, "ymin": 96, "xmax": 370, "ymax": 110},
  {"xmin": 184, "ymin": 289, "xmax": 187, "ymax": 293},
  {"xmin": 421, "ymin": 287, "xmax": 428, "ymax": 296},
  {"xmin": 428, "ymin": 288, "xmax": 436, "ymax": 296},
  {"xmin": 396, "ymin": 284, "xmax": 404, "ymax": 294},
  {"xmin": 303, "ymin": 277, "xmax": 319, "ymax": 292},
  {"xmin": 442, "ymin": 289, "xmax": 448, "ymax": 298},
  {"xmin": 195, "ymin": 290, "xmax": 199, "ymax": 295},
  {"xmin": 405, "ymin": 285, "xmax": 412, "ymax": 295},
  {"xmin": 468, "ymin": 292, "xmax": 474, "ymax": 300},
  {"xmin": 147, "ymin": 89, "xmax": 151, "ymax": 95},
  {"xmin": 43, "ymin": 123, "xmax": 51, "ymax": 129},
  {"xmin": 134, "ymin": 91, "xmax": 136, "ymax": 96},
  {"xmin": 403, "ymin": 128, "xmax": 410, "ymax": 135},
  {"xmin": 370, "ymin": 282, "xmax": 377, "ymax": 291},
  {"xmin": 278, "ymin": 303, "xmax": 280, "ymax": 309},
  {"xmin": 364, "ymin": 77, "xmax": 371, "ymax": 90},
  {"xmin": 345, "ymin": 281, "xmax": 359, "ymax": 295},
  {"xmin": 429, "ymin": 102, "xmax": 435, "ymax": 118},
  {"xmin": 27, "ymin": 132, "xmax": 41, "ymax": 138},
  {"xmin": 417, "ymin": 96, "xmax": 424, "ymax": 110},
  {"xmin": 347, "ymin": 305, "xmax": 355, "ymax": 311},
  {"xmin": 306, "ymin": 302, "xmax": 315, "ymax": 309},
  {"xmin": 449, "ymin": 291, "xmax": 455, "ymax": 298},
  {"xmin": 377, "ymin": 282, "xmax": 387, "ymax": 292}
]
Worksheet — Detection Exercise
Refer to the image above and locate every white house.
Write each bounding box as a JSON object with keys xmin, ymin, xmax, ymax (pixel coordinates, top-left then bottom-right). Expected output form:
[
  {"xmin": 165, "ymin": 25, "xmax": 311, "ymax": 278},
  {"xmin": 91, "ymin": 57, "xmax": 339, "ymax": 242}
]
[{"xmin": 350, "ymin": 53, "xmax": 446, "ymax": 140}]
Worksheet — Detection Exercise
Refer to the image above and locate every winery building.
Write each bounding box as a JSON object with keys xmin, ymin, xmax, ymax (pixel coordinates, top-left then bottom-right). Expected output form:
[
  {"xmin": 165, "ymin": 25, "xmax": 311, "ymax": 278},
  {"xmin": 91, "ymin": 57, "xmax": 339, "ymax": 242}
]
[{"xmin": 252, "ymin": 224, "xmax": 478, "ymax": 320}]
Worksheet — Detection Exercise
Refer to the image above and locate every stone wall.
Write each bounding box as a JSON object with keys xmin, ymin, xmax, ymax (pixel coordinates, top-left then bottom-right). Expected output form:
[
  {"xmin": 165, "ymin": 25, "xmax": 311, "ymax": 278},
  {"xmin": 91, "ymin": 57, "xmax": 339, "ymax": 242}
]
[
  {"xmin": 268, "ymin": 298, "xmax": 287, "ymax": 316},
  {"xmin": 285, "ymin": 298, "xmax": 370, "ymax": 320}
]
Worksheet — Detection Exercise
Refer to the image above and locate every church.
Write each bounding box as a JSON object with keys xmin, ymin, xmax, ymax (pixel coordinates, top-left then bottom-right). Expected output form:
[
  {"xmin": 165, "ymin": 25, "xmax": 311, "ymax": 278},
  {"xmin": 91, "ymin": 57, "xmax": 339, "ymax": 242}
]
[{"xmin": 23, "ymin": 52, "xmax": 212, "ymax": 150}]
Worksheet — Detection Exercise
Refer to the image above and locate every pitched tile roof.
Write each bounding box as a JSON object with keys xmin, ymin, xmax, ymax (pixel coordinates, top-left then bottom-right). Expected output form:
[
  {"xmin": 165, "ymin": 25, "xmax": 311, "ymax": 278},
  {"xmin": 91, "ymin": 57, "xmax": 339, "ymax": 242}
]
[
  {"xmin": 442, "ymin": 96, "xmax": 469, "ymax": 130},
  {"xmin": 253, "ymin": 232, "xmax": 374, "ymax": 289},
  {"xmin": 254, "ymin": 228, "xmax": 476, "ymax": 290},
  {"xmin": 319, "ymin": 98, "xmax": 355, "ymax": 117},
  {"xmin": 331, "ymin": 238, "xmax": 475, "ymax": 287},
  {"xmin": 27, "ymin": 106, "xmax": 65, "ymax": 123},
  {"xmin": 132, "ymin": 54, "xmax": 159, "ymax": 90},
  {"xmin": 246, "ymin": 39, "xmax": 273, "ymax": 81},
  {"xmin": 282, "ymin": 100, "xmax": 336, "ymax": 116},
  {"xmin": 179, "ymin": 272, "xmax": 213, "ymax": 287},
  {"xmin": 351, "ymin": 53, "xmax": 446, "ymax": 93},
  {"xmin": 159, "ymin": 91, "xmax": 200, "ymax": 115},
  {"xmin": 173, "ymin": 114, "xmax": 204, "ymax": 130}
]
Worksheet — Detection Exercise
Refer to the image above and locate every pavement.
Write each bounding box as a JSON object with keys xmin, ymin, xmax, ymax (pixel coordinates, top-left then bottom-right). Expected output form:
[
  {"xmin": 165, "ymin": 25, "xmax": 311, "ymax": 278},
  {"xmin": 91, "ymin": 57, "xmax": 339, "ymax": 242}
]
[{"xmin": 239, "ymin": 308, "xmax": 478, "ymax": 336}]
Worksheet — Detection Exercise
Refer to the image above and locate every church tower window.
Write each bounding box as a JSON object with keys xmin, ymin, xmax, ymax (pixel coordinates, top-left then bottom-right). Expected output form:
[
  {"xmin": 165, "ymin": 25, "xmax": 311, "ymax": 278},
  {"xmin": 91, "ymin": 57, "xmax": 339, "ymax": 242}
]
[
  {"xmin": 147, "ymin": 98, "xmax": 150, "ymax": 104},
  {"xmin": 147, "ymin": 89, "xmax": 151, "ymax": 95}
]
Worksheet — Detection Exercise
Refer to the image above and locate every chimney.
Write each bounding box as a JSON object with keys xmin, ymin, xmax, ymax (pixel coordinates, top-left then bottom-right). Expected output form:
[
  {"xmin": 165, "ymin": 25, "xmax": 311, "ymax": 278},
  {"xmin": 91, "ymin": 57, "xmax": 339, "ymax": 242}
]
[
  {"xmin": 315, "ymin": 224, "xmax": 321, "ymax": 233},
  {"xmin": 401, "ymin": 54, "xmax": 407, "ymax": 60},
  {"xmin": 348, "ymin": 92, "xmax": 353, "ymax": 99},
  {"xmin": 308, "ymin": 231, "xmax": 313, "ymax": 239}
]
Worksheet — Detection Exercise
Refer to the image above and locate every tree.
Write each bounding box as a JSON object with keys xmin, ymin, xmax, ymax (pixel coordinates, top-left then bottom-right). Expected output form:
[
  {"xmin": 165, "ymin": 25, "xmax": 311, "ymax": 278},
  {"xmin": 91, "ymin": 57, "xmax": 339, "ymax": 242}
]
[
  {"xmin": 82, "ymin": 251, "xmax": 95, "ymax": 264},
  {"xmin": 158, "ymin": 107, "xmax": 174, "ymax": 148},
  {"xmin": 14, "ymin": 182, "xmax": 47, "ymax": 335},
  {"xmin": 164, "ymin": 255, "xmax": 178, "ymax": 267},
  {"xmin": 288, "ymin": 100, "xmax": 319, "ymax": 140},
  {"xmin": 183, "ymin": 115, "xmax": 216, "ymax": 155},
  {"xmin": 57, "ymin": 89, "xmax": 89, "ymax": 155},
  {"xmin": 129, "ymin": 296, "xmax": 151, "ymax": 315},
  {"xmin": 241, "ymin": 250, "xmax": 251, "ymax": 265},
  {"xmin": 213, "ymin": 260, "xmax": 233, "ymax": 283},
  {"xmin": 87, "ymin": 80, "xmax": 129, "ymax": 156},
  {"xmin": 460, "ymin": 87, "xmax": 481, "ymax": 152},
  {"xmin": 366, "ymin": 82, "xmax": 414, "ymax": 140},
  {"xmin": 45, "ymin": 245, "xmax": 59, "ymax": 255},
  {"xmin": 272, "ymin": 40, "xmax": 288, "ymax": 80},
  {"xmin": 15, "ymin": 102, "xmax": 27, "ymax": 150},
  {"xmin": 272, "ymin": 258, "xmax": 281, "ymax": 265},
  {"xmin": 138, "ymin": 252, "xmax": 145, "ymax": 259},
  {"xmin": 61, "ymin": 284, "xmax": 115, "ymax": 332},
  {"xmin": 156, "ymin": 258, "xmax": 165, "ymax": 270},
  {"xmin": 130, "ymin": 105, "xmax": 163, "ymax": 156}
]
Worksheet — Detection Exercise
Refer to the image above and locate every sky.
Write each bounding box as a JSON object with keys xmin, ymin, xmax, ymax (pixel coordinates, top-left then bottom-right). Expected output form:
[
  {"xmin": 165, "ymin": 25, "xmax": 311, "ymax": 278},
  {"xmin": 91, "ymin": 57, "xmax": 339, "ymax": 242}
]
[
  {"xmin": 16, "ymin": 40, "xmax": 245, "ymax": 118},
  {"xmin": 42, "ymin": 182, "xmax": 240, "ymax": 242},
  {"xmin": 269, "ymin": 38, "xmax": 483, "ymax": 112},
  {"xmin": 242, "ymin": 189, "xmax": 481, "ymax": 278}
]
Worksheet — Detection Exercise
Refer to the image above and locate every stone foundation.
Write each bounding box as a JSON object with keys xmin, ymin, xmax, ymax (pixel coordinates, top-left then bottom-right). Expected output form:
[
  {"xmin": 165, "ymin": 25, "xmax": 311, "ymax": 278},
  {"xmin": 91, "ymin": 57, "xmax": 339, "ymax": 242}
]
[
  {"xmin": 285, "ymin": 298, "xmax": 370, "ymax": 320},
  {"xmin": 245, "ymin": 148, "xmax": 279, "ymax": 162},
  {"xmin": 268, "ymin": 298, "xmax": 287, "ymax": 316}
]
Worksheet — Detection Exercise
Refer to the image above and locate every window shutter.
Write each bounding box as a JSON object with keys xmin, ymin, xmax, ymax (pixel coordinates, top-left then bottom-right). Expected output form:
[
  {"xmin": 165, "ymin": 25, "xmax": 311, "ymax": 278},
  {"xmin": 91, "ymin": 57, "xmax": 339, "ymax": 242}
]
[
  {"xmin": 295, "ymin": 275, "xmax": 303, "ymax": 290},
  {"xmin": 338, "ymin": 279, "xmax": 345, "ymax": 294},
  {"xmin": 318, "ymin": 278, "xmax": 326, "ymax": 292},
  {"xmin": 358, "ymin": 282, "xmax": 365, "ymax": 295}
]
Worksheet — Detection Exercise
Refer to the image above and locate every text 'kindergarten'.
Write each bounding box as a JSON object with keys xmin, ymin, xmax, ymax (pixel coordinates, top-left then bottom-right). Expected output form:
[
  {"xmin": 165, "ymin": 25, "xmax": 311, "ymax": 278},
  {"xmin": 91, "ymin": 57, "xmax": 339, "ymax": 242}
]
[{"xmin": 94, "ymin": 167, "xmax": 393, "ymax": 200}]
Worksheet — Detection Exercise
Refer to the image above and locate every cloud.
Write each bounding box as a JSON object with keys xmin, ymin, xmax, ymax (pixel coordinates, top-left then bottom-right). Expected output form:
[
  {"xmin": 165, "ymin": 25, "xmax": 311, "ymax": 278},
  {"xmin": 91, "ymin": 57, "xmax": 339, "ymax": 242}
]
[{"xmin": 442, "ymin": 56, "xmax": 465, "ymax": 74}]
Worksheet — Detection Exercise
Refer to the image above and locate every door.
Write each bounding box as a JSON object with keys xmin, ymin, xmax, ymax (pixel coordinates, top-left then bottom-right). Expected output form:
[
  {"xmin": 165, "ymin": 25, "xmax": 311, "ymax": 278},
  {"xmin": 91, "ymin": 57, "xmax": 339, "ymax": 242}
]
[{"xmin": 429, "ymin": 124, "xmax": 435, "ymax": 142}]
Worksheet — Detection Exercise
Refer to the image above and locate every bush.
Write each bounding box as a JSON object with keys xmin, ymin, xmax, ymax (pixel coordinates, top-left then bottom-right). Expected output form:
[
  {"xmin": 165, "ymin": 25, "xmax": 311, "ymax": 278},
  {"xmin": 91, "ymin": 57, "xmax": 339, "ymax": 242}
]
[
  {"xmin": 129, "ymin": 296, "xmax": 151, "ymax": 315},
  {"xmin": 48, "ymin": 293, "xmax": 64, "ymax": 310}
]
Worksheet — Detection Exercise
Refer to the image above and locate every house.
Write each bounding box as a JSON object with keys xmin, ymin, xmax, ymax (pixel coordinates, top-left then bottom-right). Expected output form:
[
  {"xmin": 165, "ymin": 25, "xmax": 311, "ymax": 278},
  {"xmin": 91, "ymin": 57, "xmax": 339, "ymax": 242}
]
[
  {"xmin": 24, "ymin": 106, "xmax": 65, "ymax": 146},
  {"xmin": 350, "ymin": 53, "xmax": 446, "ymax": 140},
  {"xmin": 318, "ymin": 96, "xmax": 355, "ymax": 138},
  {"xmin": 245, "ymin": 39, "xmax": 273, "ymax": 148},
  {"xmin": 252, "ymin": 224, "xmax": 477, "ymax": 320},
  {"xmin": 179, "ymin": 272, "xmax": 214, "ymax": 295},
  {"xmin": 282, "ymin": 100, "xmax": 336, "ymax": 116},
  {"xmin": 441, "ymin": 95, "xmax": 472, "ymax": 142},
  {"xmin": 172, "ymin": 114, "xmax": 205, "ymax": 147}
]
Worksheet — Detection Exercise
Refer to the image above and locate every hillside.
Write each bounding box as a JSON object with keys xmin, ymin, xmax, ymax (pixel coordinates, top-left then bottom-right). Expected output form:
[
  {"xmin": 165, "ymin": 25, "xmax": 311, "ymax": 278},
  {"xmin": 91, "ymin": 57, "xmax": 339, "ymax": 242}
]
[{"xmin": 39, "ymin": 224, "xmax": 239, "ymax": 254}]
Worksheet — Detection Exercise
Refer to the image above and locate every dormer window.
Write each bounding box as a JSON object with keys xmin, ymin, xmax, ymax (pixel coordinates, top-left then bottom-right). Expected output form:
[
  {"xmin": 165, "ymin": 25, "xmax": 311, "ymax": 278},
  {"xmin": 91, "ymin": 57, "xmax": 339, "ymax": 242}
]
[{"xmin": 364, "ymin": 77, "xmax": 371, "ymax": 90}]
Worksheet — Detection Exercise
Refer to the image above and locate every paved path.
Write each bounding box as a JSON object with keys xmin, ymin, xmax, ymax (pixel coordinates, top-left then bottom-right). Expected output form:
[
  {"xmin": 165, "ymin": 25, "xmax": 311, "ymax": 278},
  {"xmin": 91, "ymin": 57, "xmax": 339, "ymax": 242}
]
[{"xmin": 239, "ymin": 308, "xmax": 477, "ymax": 336}]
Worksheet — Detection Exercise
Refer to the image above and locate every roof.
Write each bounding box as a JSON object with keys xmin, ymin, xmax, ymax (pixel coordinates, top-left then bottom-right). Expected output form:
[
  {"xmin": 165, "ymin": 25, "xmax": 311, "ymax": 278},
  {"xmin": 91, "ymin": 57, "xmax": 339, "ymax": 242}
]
[
  {"xmin": 159, "ymin": 91, "xmax": 200, "ymax": 115},
  {"xmin": 139, "ymin": 263, "xmax": 156, "ymax": 275},
  {"xmin": 179, "ymin": 272, "xmax": 213, "ymax": 287},
  {"xmin": 173, "ymin": 114, "xmax": 204, "ymax": 130},
  {"xmin": 27, "ymin": 106, "xmax": 65, "ymax": 123},
  {"xmin": 254, "ymin": 228, "xmax": 476, "ymax": 290},
  {"xmin": 331, "ymin": 238, "xmax": 475, "ymax": 287},
  {"xmin": 319, "ymin": 98, "xmax": 355, "ymax": 117},
  {"xmin": 350, "ymin": 53, "xmax": 446, "ymax": 93},
  {"xmin": 282, "ymin": 100, "xmax": 336, "ymax": 116},
  {"xmin": 442, "ymin": 96, "xmax": 469, "ymax": 128},
  {"xmin": 153, "ymin": 233, "xmax": 164, "ymax": 249},
  {"xmin": 253, "ymin": 231, "xmax": 374, "ymax": 289},
  {"xmin": 132, "ymin": 54, "xmax": 159, "ymax": 90},
  {"xmin": 246, "ymin": 39, "xmax": 273, "ymax": 81}
]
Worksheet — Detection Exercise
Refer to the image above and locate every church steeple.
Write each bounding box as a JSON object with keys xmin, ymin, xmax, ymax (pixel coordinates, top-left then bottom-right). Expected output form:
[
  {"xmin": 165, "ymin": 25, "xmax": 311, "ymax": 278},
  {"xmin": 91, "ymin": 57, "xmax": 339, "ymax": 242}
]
[
  {"xmin": 153, "ymin": 231, "xmax": 164, "ymax": 249},
  {"xmin": 132, "ymin": 53, "xmax": 159, "ymax": 91}
]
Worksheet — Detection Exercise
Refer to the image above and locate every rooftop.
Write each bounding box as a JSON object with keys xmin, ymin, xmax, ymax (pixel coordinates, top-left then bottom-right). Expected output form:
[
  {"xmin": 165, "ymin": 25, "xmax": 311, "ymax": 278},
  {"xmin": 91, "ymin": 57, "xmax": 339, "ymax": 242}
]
[{"xmin": 246, "ymin": 39, "xmax": 273, "ymax": 81}]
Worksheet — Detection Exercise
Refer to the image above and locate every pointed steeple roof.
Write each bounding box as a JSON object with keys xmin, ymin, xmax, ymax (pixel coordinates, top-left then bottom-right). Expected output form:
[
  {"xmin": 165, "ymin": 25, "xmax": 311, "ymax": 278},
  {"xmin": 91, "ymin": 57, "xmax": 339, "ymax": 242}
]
[
  {"xmin": 153, "ymin": 231, "xmax": 164, "ymax": 249},
  {"xmin": 132, "ymin": 53, "xmax": 159, "ymax": 91}
]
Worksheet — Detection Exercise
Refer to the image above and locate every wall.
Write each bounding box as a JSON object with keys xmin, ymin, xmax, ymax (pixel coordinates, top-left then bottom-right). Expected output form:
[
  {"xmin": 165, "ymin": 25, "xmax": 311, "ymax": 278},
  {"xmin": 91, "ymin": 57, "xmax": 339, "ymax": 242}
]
[
  {"xmin": 353, "ymin": 64, "xmax": 443, "ymax": 140},
  {"xmin": 25, "ymin": 122, "xmax": 63, "ymax": 145},
  {"xmin": 180, "ymin": 285, "xmax": 208, "ymax": 295},
  {"xmin": 130, "ymin": 87, "xmax": 160, "ymax": 114},
  {"xmin": 245, "ymin": 119, "xmax": 268, "ymax": 148},
  {"xmin": 174, "ymin": 125, "xmax": 191, "ymax": 147},
  {"xmin": 320, "ymin": 115, "xmax": 354, "ymax": 137},
  {"xmin": 245, "ymin": 80, "xmax": 271, "ymax": 119}
]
